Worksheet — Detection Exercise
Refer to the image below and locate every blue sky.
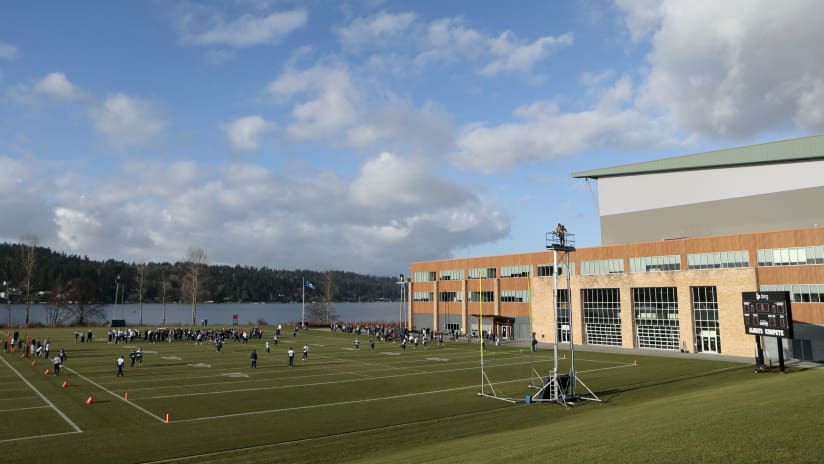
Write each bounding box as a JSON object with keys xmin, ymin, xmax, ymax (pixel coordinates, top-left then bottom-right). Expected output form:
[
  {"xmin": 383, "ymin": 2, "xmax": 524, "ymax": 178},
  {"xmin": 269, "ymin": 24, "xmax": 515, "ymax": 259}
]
[{"xmin": 1, "ymin": 0, "xmax": 823, "ymax": 276}]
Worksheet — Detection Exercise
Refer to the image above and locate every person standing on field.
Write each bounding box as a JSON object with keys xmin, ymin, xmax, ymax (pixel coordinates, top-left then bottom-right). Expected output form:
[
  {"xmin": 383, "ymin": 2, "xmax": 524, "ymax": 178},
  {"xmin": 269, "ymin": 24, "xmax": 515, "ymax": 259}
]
[
  {"xmin": 302, "ymin": 343, "xmax": 309, "ymax": 360},
  {"xmin": 288, "ymin": 347, "xmax": 295, "ymax": 367},
  {"xmin": 250, "ymin": 349, "xmax": 258, "ymax": 368},
  {"xmin": 53, "ymin": 355, "xmax": 62, "ymax": 375},
  {"xmin": 116, "ymin": 355, "xmax": 125, "ymax": 377}
]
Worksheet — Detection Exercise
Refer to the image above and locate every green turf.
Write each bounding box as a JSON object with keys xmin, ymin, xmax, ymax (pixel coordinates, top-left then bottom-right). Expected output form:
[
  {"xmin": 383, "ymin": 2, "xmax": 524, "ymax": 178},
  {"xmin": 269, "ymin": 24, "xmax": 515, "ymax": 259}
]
[{"xmin": 1, "ymin": 327, "xmax": 821, "ymax": 463}]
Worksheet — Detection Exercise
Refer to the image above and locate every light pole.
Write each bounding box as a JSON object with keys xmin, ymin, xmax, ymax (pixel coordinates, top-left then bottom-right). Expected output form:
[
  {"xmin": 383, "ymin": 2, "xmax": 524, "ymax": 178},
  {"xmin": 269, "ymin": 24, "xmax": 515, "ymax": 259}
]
[
  {"xmin": 396, "ymin": 274, "xmax": 406, "ymax": 331},
  {"xmin": 114, "ymin": 275, "xmax": 120, "ymax": 321}
]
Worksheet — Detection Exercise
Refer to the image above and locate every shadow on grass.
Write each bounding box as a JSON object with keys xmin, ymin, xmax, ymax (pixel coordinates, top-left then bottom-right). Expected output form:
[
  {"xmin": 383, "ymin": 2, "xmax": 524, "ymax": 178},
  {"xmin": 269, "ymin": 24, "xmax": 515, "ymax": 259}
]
[{"xmin": 595, "ymin": 364, "xmax": 752, "ymax": 404}]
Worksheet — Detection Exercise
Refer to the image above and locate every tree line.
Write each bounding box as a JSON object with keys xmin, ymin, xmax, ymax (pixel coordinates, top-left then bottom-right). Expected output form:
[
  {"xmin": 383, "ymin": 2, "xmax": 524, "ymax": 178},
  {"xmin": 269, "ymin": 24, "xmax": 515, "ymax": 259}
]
[{"xmin": 0, "ymin": 239, "xmax": 403, "ymax": 327}]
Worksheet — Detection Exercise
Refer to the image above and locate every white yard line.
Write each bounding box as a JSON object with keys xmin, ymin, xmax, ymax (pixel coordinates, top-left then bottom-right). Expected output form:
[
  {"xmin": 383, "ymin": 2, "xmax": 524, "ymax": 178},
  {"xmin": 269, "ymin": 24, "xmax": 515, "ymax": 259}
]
[
  {"xmin": 0, "ymin": 430, "xmax": 82, "ymax": 444},
  {"xmin": 0, "ymin": 354, "xmax": 82, "ymax": 433},
  {"xmin": 175, "ymin": 383, "xmax": 479, "ymax": 423},
  {"xmin": 141, "ymin": 359, "xmax": 540, "ymax": 401},
  {"xmin": 0, "ymin": 405, "xmax": 51, "ymax": 413},
  {"xmin": 64, "ymin": 366, "xmax": 167, "ymax": 424}
]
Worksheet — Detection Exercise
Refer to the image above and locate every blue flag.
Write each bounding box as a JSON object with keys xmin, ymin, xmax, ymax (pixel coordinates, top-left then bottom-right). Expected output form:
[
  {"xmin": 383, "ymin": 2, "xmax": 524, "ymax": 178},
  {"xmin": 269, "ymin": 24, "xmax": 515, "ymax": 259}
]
[{"xmin": 304, "ymin": 280, "xmax": 315, "ymax": 289}]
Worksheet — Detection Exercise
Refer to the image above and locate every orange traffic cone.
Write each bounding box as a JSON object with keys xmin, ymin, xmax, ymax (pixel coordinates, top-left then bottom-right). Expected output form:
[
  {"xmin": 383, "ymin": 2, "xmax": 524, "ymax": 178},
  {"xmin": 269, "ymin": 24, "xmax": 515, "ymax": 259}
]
[
  {"xmin": 62, "ymin": 380, "xmax": 69, "ymax": 388},
  {"xmin": 165, "ymin": 413, "xmax": 170, "ymax": 423},
  {"xmin": 32, "ymin": 360, "xmax": 37, "ymax": 366},
  {"xmin": 86, "ymin": 396, "xmax": 94, "ymax": 405},
  {"xmin": 44, "ymin": 369, "xmax": 50, "ymax": 375},
  {"xmin": 124, "ymin": 392, "xmax": 129, "ymax": 401}
]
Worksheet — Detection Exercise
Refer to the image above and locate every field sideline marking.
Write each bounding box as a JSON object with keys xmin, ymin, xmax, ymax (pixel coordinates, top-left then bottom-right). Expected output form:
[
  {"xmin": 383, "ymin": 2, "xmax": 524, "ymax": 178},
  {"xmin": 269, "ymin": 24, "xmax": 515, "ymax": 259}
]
[
  {"xmin": 0, "ymin": 405, "xmax": 51, "ymax": 413},
  {"xmin": 0, "ymin": 354, "xmax": 82, "ymax": 434},
  {"xmin": 65, "ymin": 366, "xmax": 167, "ymax": 424},
  {"xmin": 0, "ymin": 430, "xmax": 82, "ymax": 444}
]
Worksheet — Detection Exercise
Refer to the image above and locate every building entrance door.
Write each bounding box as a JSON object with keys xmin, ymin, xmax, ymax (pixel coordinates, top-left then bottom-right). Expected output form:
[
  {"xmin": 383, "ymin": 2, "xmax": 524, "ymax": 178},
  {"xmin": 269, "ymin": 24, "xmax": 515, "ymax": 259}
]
[{"xmin": 698, "ymin": 331, "xmax": 719, "ymax": 353}]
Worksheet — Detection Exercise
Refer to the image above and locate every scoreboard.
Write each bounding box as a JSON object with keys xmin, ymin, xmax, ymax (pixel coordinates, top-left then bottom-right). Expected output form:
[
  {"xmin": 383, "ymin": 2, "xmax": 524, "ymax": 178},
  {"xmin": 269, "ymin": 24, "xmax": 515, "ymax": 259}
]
[{"xmin": 742, "ymin": 291, "xmax": 793, "ymax": 338}]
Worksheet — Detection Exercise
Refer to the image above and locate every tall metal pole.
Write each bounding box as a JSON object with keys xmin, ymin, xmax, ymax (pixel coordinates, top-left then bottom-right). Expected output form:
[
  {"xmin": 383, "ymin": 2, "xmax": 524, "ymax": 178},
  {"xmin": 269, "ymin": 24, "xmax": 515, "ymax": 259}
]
[
  {"xmin": 552, "ymin": 248, "xmax": 559, "ymax": 400},
  {"xmin": 566, "ymin": 249, "xmax": 576, "ymax": 397},
  {"xmin": 114, "ymin": 275, "xmax": 120, "ymax": 321},
  {"xmin": 4, "ymin": 281, "xmax": 10, "ymax": 328}
]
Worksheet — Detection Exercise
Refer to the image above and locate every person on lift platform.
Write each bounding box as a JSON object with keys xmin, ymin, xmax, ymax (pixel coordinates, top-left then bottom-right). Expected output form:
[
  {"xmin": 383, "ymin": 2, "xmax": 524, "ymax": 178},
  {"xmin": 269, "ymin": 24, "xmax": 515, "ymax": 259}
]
[{"xmin": 556, "ymin": 223, "xmax": 567, "ymax": 246}]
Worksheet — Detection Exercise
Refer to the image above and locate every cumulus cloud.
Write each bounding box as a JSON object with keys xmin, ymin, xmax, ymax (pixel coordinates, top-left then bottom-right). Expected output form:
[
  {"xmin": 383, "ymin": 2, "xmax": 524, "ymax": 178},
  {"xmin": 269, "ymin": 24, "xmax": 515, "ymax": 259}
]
[
  {"xmin": 349, "ymin": 152, "xmax": 470, "ymax": 211},
  {"xmin": 266, "ymin": 63, "xmax": 360, "ymax": 140},
  {"xmin": 336, "ymin": 11, "xmax": 417, "ymax": 51},
  {"xmin": 454, "ymin": 76, "xmax": 662, "ymax": 173},
  {"xmin": 223, "ymin": 115, "xmax": 274, "ymax": 152},
  {"xmin": 89, "ymin": 93, "xmax": 167, "ymax": 148},
  {"xmin": 614, "ymin": 0, "xmax": 664, "ymax": 42},
  {"xmin": 34, "ymin": 72, "xmax": 82, "ymax": 100},
  {"xmin": 0, "ymin": 156, "xmax": 58, "ymax": 245},
  {"xmin": 336, "ymin": 13, "xmax": 572, "ymax": 76},
  {"xmin": 635, "ymin": 0, "xmax": 824, "ymax": 137},
  {"xmin": 0, "ymin": 41, "xmax": 17, "ymax": 60},
  {"xmin": 2, "ymin": 147, "xmax": 507, "ymax": 274},
  {"xmin": 178, "ymin": 7, "xmax": 308, "ymax": 47},
  {"xmin": 481, "ymin": 31, "xmax": 573, "ymax": 75}
]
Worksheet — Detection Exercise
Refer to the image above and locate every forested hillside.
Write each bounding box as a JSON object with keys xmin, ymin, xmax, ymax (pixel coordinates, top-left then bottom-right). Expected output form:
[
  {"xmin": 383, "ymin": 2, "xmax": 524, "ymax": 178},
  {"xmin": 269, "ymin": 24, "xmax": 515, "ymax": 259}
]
[{"xmin": 0, "ymin": 243, "xmax": 401, "ymax": 305}]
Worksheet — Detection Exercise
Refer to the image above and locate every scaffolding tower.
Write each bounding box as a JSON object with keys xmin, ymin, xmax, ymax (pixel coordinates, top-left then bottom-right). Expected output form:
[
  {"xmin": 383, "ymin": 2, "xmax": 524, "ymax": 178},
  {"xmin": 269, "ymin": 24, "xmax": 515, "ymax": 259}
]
[{"xmin": 530, "ymin": 228, "xmax": 600, "ymax": 406}]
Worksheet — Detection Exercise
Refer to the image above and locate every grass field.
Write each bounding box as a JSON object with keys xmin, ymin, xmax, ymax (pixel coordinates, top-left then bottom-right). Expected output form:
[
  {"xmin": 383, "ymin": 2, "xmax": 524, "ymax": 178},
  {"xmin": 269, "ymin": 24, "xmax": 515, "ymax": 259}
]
[{"xmin": 2, "ymin": 327, "xmax": 822, "ymax": 464}]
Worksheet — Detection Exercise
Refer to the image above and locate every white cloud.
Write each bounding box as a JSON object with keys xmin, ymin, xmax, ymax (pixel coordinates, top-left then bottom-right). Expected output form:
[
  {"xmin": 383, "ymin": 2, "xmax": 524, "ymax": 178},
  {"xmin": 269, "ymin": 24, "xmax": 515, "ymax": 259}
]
[
  {"xmin": 34, "ymin": 72, "xmax": 82, "ymax": 100},
  {"xmin": 349, "ymin": 152, "xmax": 470, "ymax": 211},
  {"xmin": 223, "ymin": 115, "xmax": 274, "ymax": 152},
  {"xmin": 345, "ymin": 97, "xmax": 455, "ymax": 157},
  {"xmin": 614, "ymin": 0, "xmax": 664, "ymax": 42},
  {"xmin": 179, "ymin": 8, "xmax": 308, "ymax": 47},
  {"xmin": 6, "ymin": 148, "xmax": 507, "ymax": 275},
  {"xmin": 0, "ymin": 41, "xmax": 17, "ymax": 60},
  {"xmin": 635, "ymin": 0, "xmax": 824, "ymax": 137},
  {"xmin": 336, "ymin": 11, "xmax": 417, "ymax": 51},
  {"xmin": 454, "ymin": 77, "xmax": 662, "ymax": 173},
  {"xmin": 481, "ymin": 31, "xmax": 573, "ymax": 75},
  {"xmin": 0, "ymin": 156, "xmax": 58, "ymax": 245},
  {"xmin": 266, "ymin": 64, "xmax": 360, "ymax": 140},
  {"xmin": 89, "ymin": 94, "xmax": 167, "ymax": 148},
  {"xmin": 417, "ymin": 17, "xmax": 572, "ymax": 75}
]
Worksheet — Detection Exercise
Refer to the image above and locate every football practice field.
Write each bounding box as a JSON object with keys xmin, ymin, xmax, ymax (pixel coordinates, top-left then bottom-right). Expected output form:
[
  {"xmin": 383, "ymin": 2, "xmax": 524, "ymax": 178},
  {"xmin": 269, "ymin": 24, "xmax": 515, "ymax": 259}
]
[{"xmin": 2, "ymin": 327, "xmax": 822, "ymax": 463}]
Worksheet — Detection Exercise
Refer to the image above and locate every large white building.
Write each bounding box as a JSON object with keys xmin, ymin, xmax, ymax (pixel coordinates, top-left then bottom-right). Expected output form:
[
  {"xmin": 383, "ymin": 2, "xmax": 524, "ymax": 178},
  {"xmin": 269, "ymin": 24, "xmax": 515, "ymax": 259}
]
[{"xmin": 408, "ymin": 135, "xmax": 824, "ymax": 361}]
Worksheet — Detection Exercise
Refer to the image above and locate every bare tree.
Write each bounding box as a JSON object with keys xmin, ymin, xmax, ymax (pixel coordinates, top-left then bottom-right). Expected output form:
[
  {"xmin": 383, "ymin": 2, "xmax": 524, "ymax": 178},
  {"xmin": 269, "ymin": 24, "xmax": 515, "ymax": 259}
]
[
  {"xmin": 306, "ymin": 271, "xmax": 337, "ymax": 324},
  {"xmin": 323, "ymin": 271, "xmax": 337, "ymax": 323},
  {"xmin": 135, "ymin": 262, "xmax": 147, "ymax": 327},
  {"xmin": 47, "ymin": 277, "xmax": 70, "ymax": 327},
  {"xmin": 183, "ymin": 247, "xmax": 207, "ymax": 325},
  {"xmin": 20, "ymin": 233, "xmax": 38, "ymax": 327},
  {"xmin": 62, "ymin": 277, "xmax": 105, "ymax": 326}
]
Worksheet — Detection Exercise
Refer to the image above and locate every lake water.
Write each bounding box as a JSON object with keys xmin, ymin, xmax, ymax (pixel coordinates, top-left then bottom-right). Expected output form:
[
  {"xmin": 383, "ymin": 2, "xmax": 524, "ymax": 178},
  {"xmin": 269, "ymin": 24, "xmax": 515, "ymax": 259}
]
[{"xmin": 2, "ymin": 302, "xmax": 404, "ymax": 327}]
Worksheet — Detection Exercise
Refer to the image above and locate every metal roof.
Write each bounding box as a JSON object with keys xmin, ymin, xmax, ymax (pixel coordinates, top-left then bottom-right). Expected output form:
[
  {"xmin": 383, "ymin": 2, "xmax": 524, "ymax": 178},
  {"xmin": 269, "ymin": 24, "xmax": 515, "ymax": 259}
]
[{"xmin": 572, "ymin": 134, "xmax": 824, "ymax": 179}]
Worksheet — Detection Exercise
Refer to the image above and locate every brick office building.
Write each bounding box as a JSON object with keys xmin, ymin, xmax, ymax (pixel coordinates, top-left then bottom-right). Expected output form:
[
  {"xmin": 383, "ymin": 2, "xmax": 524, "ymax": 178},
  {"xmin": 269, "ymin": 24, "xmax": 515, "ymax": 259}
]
[{"xmin": 408, "ymin": 135, "xmax": 824, "ymax": 360}]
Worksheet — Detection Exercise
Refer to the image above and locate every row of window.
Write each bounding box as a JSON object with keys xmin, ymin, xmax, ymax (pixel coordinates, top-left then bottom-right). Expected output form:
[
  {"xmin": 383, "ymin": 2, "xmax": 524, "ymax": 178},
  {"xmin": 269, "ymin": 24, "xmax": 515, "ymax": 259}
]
[
  {"xmin": 687, "ymin": 251, "xmax": 749, "ymax": 269},
  {"xmin": 439, "ymin": 269, "xmax": 465, "ymax": 281},
  {"xmin": 757, "ymin": 246, "xmax": 824, "ymax": 266},
  {"xmin": 760, "ymin": 284, "xmax": 824, "ymax": 303},
  {"xmin": 416, "ymin": 245, "xmax": 824, "ymax": 282},
  {"xmin": 629, "ymin": 255, "xmax": 681, "ymax": 273}
]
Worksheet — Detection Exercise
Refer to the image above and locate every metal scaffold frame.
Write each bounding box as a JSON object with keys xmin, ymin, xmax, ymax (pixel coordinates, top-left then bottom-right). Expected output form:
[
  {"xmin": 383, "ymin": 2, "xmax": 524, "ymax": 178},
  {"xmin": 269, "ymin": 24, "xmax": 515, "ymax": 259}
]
[{"xmin": 530, "ymin": 228, "xmax": 600, "ymax": 406}]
